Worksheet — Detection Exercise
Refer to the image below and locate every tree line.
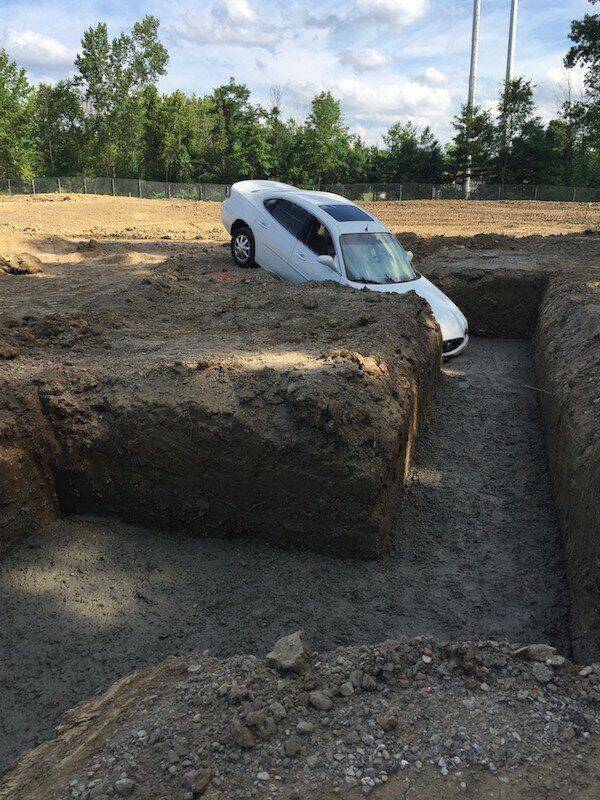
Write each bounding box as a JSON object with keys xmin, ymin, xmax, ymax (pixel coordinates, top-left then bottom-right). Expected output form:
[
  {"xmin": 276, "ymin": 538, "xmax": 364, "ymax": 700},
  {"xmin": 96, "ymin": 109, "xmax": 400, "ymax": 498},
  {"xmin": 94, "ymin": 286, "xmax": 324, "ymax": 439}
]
[{"xmin": 0, "ymin": 3, "xmax": 598, "ymax": 188}]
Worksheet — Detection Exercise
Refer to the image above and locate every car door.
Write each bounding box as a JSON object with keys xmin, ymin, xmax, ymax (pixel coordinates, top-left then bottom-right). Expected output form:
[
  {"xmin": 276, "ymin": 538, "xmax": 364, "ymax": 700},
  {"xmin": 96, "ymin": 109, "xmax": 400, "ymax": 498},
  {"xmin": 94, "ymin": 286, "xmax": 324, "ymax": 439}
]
[
  {"xmin": 290, "ymin": 214, "xmax": 343, "ymax": 283},
  {"xmin": 255, "ymin": 199, "xmax": 312, "ymax": 284}
]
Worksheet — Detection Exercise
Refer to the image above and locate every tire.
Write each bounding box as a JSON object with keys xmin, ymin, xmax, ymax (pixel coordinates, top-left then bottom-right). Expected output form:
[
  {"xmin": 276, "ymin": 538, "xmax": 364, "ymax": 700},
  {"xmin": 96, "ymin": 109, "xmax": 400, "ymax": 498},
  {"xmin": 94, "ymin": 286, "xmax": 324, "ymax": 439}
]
[{"xmin": 231, "ymin": 225, "xmax": 256, "ymax": 268}]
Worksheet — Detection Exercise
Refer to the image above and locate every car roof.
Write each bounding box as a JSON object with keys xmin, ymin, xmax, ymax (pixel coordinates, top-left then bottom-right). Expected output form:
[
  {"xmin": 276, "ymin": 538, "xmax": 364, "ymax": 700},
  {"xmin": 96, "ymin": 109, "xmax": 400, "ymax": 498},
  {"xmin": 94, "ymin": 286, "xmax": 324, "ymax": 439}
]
[{"xmin": 231, "ymin": 180, "xmax": 388, "ymax": 234}]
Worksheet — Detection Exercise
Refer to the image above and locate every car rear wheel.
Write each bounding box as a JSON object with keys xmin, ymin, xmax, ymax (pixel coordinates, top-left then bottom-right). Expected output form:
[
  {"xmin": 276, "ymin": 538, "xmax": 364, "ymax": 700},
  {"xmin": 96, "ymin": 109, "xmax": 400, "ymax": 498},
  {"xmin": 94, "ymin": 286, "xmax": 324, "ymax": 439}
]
[{"xmin": 231, "ymin": 226, "xmax": 256, "ymax": 268}]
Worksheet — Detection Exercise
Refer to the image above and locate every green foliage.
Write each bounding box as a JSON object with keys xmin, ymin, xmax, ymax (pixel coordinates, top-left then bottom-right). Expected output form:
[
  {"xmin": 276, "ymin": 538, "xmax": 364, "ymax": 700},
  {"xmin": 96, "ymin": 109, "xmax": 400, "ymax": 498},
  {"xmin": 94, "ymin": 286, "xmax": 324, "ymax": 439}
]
[
  {"xmin": 383, "ymin": 122, "xmax": 444, "ymax": 183},
  {"xmin": 446, "ymin": 104, "xmax": 495, "ymax": 181},
  {"xmin": 0, "ymin": 49, "xmax": 36, "ymax": 178},
  {"xmin": 565, "ymin": 0, "xmax": 600, "ymax": 170},
  {"xmin": 0, "ymin": 9, "xmax": 598, "ymax": 188}
]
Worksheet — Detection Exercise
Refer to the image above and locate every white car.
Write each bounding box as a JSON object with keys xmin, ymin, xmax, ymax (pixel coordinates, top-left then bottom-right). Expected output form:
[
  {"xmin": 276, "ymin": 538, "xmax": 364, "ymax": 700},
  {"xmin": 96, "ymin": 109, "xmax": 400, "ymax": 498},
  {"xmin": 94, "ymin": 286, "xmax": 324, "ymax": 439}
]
[{"xmin": 221, "ymin": 180, "xmax": 469, "ymax": 357}]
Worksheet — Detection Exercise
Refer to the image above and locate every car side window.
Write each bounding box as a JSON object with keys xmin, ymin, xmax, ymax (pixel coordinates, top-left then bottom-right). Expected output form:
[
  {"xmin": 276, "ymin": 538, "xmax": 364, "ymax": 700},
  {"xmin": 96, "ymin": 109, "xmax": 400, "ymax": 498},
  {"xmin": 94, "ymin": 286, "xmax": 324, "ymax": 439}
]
[
  {"xmin": 304, "ymin": 216, "xmax": 336, "ymax": 258},
  {"xmin": 264, "ymin": 199, "xmax": 311, "ymax": 239}
]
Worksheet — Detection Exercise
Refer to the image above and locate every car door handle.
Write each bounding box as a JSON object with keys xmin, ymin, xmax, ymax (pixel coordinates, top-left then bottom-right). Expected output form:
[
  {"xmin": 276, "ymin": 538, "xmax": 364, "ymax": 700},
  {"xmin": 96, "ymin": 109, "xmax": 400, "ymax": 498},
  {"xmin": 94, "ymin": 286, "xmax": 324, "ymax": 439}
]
[
  {"xmin": 257, "ymin": 219, "xmax": 268, "ymax": 229},
  {"xmin": 296, "ymin": 252, "xmax": 306, "ymax": 261}
]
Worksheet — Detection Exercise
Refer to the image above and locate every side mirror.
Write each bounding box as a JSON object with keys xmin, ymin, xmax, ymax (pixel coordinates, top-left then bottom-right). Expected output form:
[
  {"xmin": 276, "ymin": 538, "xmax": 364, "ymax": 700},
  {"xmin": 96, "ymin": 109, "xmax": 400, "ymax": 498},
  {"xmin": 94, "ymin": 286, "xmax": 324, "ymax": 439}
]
[
  {"xmin": 317, "ymin": 254, "xmax": 336, "ymax": 270},
  {"xmin": 406, "ymin": 250, "xmax": 414, "ymax": 263}
]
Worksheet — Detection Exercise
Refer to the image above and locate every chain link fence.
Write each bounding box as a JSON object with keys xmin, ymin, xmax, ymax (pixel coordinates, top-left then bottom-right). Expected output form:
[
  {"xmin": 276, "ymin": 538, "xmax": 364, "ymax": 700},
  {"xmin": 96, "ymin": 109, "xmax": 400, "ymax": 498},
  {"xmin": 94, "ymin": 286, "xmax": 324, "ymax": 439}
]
[
  {"xmin": 0, "ymin": 176, "xmax": 230, "ymax": 201},
  {"xmin": 319, "ymin": 181, "xmax": 600, "ymax": 203},
  {"xmin": 0, "ymin": 176, "xmax": 598, "ymax": 203}
]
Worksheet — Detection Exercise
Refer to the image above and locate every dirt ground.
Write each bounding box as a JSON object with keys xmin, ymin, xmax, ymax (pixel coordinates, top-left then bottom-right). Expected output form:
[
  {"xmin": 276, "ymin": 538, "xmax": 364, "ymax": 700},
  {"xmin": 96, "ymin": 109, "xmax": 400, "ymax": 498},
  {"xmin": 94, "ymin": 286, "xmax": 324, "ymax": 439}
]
[
  {"xmin": 0, "ymin": 194, "xmax": 597, "ymax": 791},
  {"xmin": 0, "ymin": 339, "xmax": 569, "ymax": 771},
  {"xmin": 1, "ymin": 194, "xmax": 599, "ymax": 243}
]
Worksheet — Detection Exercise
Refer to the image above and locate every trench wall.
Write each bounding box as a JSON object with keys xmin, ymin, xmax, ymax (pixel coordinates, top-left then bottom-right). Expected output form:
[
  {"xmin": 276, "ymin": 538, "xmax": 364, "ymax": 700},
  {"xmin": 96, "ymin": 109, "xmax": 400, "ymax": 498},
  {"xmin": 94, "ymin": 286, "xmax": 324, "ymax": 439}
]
[
  {"xmin": 425, "ymin": 262, "xmax": 600, "ymax": 661},
  {"xmin": 0, "ymin": 287, "xmax": 441, "ymax": 558},
  {"xmin": 535, "ymin": 275, "xmax": 600, "ymax": 662}
]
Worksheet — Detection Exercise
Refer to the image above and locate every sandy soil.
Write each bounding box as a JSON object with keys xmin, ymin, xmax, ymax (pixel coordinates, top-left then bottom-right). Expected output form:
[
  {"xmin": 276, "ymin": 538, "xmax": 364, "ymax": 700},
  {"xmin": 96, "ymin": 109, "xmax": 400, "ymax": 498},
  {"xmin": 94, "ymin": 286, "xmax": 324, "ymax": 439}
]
[
  {"xmin": 0, "ymin": 193, "xmax": 595, "ymax": 787},
  {"xmin": 0, "ymin": 194, "xmax": 599, "ymax": 247},
  {"xmin": 0, "ymin": 339, "xmax": 569, "ymax": 771}
]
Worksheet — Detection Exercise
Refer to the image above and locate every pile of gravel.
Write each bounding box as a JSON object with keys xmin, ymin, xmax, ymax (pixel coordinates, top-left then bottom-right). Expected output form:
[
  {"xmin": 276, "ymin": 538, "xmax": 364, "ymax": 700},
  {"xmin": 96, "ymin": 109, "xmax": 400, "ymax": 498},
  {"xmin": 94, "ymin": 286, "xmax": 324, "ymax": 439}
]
[{"xmin": 3, "ymin": 633, "xmax": 599, "ymax": 800}]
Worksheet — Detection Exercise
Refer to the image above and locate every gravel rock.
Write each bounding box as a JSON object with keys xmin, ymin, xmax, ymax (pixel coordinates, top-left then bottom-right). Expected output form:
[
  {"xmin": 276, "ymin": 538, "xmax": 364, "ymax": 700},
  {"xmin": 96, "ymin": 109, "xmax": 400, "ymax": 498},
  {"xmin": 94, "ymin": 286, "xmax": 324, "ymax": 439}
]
[
  {"xmin": 114, "ymin": 778, "xmax": 136, "ymax": 797},
  {"xmin": 532, "ymin": 663, "xmax": 554, "ymax": 684},
  {"xmin": 5, "ymin": 636, "xmax": 599, "ymax": 800},
  {"xmin": 267, "ymin": 631, "xmax": 310, "ymax": 674},
  {"xmin": 515, "ymin": 644, "xmax": 557, "ymax": 661},
  {"xmin": 231, "ymin": 718, "xmax": 255, "ymax": 749},
  {"xmin": 309, "ymin": 691, "xmax": 332, "ymax": 711},
  {"xmin": 296, "ymin": 720, "xmax": 314, "ymax": 735}
]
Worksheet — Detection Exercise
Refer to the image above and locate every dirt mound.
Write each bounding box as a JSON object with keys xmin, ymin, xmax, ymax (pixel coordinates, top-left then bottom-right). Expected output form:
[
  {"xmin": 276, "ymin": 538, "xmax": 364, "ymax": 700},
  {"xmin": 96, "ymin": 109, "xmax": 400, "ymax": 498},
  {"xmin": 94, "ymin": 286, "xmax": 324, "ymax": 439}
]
[
  {"xmin": 536, "ymin": 275, "xmax": 600, "ymax": 662},
  {"xmin": 0, "ymin": 270, "xmax": 440, "ymax": 556},
  {"xmin": 0, "ymin": 253, "xmax": 44, "ymax": 275},
  {"xmin": 2, "ymin": 634, "xmax": 599, "ymax": 800}
]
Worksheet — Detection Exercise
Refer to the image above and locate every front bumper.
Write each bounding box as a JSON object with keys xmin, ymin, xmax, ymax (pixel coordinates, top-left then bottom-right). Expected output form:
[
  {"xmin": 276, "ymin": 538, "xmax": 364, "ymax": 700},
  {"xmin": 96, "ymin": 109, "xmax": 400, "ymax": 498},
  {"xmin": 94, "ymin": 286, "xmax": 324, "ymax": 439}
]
[{"xmin": 442, "ymin": 333, "xmax": 469, "ymax": 359}]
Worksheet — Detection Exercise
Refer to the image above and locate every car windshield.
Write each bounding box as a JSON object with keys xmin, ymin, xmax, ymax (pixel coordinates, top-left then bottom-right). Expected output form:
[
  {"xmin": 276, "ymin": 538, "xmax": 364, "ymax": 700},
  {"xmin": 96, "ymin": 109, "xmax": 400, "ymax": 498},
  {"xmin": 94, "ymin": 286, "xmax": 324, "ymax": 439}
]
[{"xmin": 340, "ymin": 232, "xmax": 417, "ymax": 284}]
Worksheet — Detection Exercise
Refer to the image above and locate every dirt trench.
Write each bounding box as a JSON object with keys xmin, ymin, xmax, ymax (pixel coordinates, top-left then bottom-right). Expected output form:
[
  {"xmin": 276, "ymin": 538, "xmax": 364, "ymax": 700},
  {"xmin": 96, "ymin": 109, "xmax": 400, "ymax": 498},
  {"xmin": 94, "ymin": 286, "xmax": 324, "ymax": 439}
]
[{"xmin": 0, "ymin": 338, "xmax": 570, "ymax": 772}]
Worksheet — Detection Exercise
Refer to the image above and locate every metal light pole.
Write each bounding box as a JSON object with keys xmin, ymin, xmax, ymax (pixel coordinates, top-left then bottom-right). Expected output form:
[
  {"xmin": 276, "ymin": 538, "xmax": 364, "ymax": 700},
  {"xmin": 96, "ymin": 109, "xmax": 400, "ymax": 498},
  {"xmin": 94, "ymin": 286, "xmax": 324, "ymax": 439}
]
[
  {"xmin": 465, "ymin": 0, "xmax": 482, "ymax": 198},
  {"xmin": 505, "ymin": 0, "xmax": 519, "ymax": 87},
  {"xmin": 468, "ymin": 0, "xmax": 482, "ymax": 109}
]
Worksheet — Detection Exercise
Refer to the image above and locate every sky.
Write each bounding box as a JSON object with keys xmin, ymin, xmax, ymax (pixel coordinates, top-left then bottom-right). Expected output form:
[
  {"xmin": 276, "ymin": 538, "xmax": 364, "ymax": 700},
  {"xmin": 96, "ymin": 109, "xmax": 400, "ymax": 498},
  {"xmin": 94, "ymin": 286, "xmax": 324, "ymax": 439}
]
[{"xmin": 0, "ymin": 0, "xmax": 592, "ymax": 144}]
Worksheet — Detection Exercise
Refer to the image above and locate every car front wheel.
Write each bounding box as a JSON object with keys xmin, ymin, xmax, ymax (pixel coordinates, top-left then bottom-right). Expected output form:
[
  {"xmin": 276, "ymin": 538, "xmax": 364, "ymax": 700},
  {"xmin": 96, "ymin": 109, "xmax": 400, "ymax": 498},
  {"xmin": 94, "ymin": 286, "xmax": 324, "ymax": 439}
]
[{"xmin": 231, "ymin": 226, "xmax": 256, "ymax": 268}]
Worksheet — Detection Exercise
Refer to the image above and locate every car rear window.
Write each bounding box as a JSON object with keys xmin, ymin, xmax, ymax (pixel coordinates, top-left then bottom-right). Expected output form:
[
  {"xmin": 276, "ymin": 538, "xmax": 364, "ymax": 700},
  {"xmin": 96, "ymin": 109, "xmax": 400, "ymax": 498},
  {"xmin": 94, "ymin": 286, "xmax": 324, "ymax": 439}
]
[{"xmin": 319, "ymin": 204, "xmax": 373, "ymax": 222}]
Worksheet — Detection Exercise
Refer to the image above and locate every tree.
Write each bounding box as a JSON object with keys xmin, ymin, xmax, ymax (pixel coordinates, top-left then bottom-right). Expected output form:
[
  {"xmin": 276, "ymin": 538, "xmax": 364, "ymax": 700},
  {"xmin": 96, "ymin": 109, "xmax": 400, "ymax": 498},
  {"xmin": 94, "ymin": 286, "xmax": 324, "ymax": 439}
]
[
  {"xmin": 74, "ymin": 15, "xmax": 169, "ymax": 176},
  {"xmin": 32, "ymin": 81, "xmax": 84, "ymax": 176},
  {"xmin": 565, "ymin": 0, "xmax": 600, "ymax": 150},
  {"xmin": 381, "ymin": 122, "xmax": 443, "ymax": 183},
  {"xmin": 0, "ymin": 49, "xmax": 35, "ymax": 179},
  {"xmin": 496, "ymin": 78, "xmax": 537, "ymax": 183},
  {"xmin": 446, "ymin": 104, "xmax": 495, "ymax": 182},
  {"xmin": 300, "ymin": 92, "xmax": 355, "ymax": 186}
]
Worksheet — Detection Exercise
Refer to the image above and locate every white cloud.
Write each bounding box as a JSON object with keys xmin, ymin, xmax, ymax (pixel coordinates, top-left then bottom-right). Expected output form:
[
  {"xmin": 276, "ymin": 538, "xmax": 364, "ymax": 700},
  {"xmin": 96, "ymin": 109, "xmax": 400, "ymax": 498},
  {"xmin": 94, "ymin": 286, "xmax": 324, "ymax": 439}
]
[
  {"xmin": 337, "ymin": 77, "xmax": 451, "ymax": 121},
  {"xmin": 2, "ymin": 27, "xmax": 74, "ymax": 68},
  {"xmin": 545, "ymin": 65, "xmax": 586, "ymax": 94},
  {"xmin": 216, "ymin": 0, "xmax": 257, "ymax": 24},
  {"xmin": 423, "ymin": 66, "xmax": 447, "ymax": 85},
  {"xmin": 353, "ymin": 0, "xmax": 428, "ymax": 26},
  {"xmin": 169, "ymin": 3, "xmax": 279, "ymax": 50},
  {"xmin": 339, "ymin": 47, "xmax": 391, "ymax": 71}
]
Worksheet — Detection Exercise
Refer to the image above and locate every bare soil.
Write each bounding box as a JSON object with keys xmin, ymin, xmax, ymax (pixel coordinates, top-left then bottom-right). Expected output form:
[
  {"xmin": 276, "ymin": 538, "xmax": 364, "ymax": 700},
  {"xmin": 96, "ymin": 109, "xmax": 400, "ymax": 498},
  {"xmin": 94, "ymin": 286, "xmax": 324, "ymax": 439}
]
[
  {"xmin": 535, "ymin": 275, "xmax": 600, "ymax": 662},
  {"xmin": 2, "ymin": 636, "xmax": 600, "ymax": 800},
  {"xmin": 1, "ymin": 194, "xmax": 599, "ymax": 244},
  {"xmin": 0, "ymin": 339, "xmax": 569, "ymax": 772},
  {"xmin": 0, "ymin": 195, "xmax": 598, "ymax": 796}
]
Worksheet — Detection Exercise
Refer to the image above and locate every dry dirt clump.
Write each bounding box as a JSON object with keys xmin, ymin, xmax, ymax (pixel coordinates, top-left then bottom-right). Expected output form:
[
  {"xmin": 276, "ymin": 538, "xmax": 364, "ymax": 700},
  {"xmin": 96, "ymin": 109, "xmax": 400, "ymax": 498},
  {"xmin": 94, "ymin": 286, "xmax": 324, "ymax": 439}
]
[
  {"xmin": 0, "ymin": 251, "xmax": 440, "ymax": 556},
  {"xmin": 0, "ymin": 252, "xmax": 44, "ymax": 274},
  {"xmin": 535, "ymin": 275, "xmax": 600, "ymax": 663},
  {"xmin": 2, "ymin": 633, "xmax": 600, "ymax": 800}
]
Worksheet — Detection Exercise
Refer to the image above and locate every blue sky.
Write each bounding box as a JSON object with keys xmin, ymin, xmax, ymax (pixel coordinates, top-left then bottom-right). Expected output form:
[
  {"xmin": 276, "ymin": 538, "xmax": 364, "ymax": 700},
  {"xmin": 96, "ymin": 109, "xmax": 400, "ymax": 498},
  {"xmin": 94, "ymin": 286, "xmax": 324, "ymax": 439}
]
[{"xmin": 0, "ymin": 0, "xmax": 591, "ymax": 143}]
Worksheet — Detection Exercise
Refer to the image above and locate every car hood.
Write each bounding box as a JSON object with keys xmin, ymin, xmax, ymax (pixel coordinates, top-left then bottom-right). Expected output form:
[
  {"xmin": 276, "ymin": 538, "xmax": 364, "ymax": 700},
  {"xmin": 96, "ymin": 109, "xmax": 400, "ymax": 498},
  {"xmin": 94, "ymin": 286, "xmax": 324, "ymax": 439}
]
[{"xmin": 348, "ymin": 275, "xmax": 468, "ymax": 341}]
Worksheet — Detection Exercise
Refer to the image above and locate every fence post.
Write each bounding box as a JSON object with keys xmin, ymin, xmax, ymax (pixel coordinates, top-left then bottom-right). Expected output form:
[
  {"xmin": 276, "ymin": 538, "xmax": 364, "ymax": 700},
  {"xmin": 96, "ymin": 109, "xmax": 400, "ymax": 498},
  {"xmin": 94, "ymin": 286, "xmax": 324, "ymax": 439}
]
[
  {"xmin": 572, "ymin": 187, "xmax": 577, "ymax": 202},
  {"xmin": 7, "ymin": 179, "xmax": 11, "ymax": 196},
  {"xmin": 432, "ymin": 185, "xmax": 435, "ymax": 199},
  {"xmin": 83, "ymin": 177, "xmax": 87, "ymax": 194},
  {"xmin": 111, "ymin": 178, "xmax": 115, "ymax": 196},
  {"xmin": 199, "ymin": 183, "xmax": 203, "ymax": 201},
  {"xmin": 138, "ymin": 179, "xmax": 142, "ymax": 199},
  {"xmin": 167, "ymin": 182, "xmax": 171, "ymax": 200},
  {"xmin": 57, "ymin": 177, "xmax": 61, "ymax": 194},
  {"xmin": 534, "ymin": 186, "xmax": 538, "ymax": 201},
  {"xmin": 498, "ymin": 185, "xmax": 502, "ymax": 201},
  {"xmin": 398, "ymin": 184, "xmax": 402, "ymax": 202},
  {"xmin": 31, "ymin": 179, "xmax": 36, "ymax": 195}
]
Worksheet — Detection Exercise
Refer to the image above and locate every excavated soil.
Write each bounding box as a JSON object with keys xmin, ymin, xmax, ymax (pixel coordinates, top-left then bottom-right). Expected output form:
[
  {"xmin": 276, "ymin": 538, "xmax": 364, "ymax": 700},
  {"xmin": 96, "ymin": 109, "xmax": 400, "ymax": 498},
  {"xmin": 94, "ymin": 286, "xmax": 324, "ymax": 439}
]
[
  {"xmin": 2, "ymin": 636, "xmax": 600, "ymax": 800},
  {"xmin": 0, "ymin": 341, "xmax": 570, "ymax": 771},
  {"xmin": 535, "ymin": 275, "xmax": 600, "ymax": 662},
  {"xmin": 0, "ymin": 195, "xmax": 599, "ymax": 793},
  {"xmin": 0, "ymin": 252, "xmax": 440, "ymax": 557}
]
